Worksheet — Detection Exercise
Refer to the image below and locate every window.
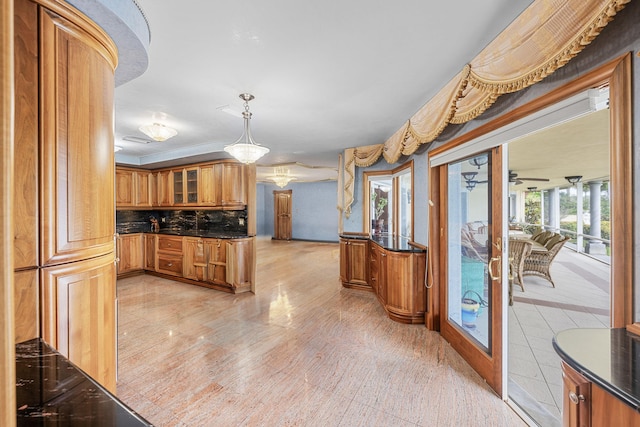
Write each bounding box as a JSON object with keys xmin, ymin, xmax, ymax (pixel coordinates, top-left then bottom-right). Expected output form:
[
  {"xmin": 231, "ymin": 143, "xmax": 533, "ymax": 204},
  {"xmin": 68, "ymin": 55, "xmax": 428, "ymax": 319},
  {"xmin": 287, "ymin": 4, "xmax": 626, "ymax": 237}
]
[{"xmin": 364, "ymin": 160, "xmax": 413, "ymax": 239}]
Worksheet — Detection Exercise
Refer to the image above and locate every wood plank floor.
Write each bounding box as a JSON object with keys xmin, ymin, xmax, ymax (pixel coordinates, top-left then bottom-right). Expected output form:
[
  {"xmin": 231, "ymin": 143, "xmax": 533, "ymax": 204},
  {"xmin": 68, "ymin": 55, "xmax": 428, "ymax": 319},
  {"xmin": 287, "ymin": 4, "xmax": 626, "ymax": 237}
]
[{"xmin": 116, "ymin": 237, "xmax": 526, "ymax": 426}]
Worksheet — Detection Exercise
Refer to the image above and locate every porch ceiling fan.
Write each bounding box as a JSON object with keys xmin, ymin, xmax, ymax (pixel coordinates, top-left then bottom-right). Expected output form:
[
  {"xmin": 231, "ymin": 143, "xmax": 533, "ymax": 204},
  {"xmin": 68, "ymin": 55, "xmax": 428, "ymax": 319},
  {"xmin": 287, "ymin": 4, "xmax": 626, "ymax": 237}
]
[{"xmin": 509, "ymin": 170, "xmax": 550, "ymax": 185}]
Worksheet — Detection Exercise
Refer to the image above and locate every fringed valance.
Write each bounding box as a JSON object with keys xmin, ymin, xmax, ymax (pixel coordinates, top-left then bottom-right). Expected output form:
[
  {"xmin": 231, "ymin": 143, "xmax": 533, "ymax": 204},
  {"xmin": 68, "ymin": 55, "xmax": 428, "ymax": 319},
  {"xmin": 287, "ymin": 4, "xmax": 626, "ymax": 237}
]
[{"xmin": 341, "ymin": 0, "xmax": 629, "ymax": 218}]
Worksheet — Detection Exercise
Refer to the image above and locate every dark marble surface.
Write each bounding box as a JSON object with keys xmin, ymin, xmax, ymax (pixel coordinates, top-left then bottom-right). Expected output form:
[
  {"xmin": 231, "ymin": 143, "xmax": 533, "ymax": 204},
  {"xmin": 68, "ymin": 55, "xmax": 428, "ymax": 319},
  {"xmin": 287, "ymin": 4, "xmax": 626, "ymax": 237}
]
[
  {"xmin": 117, "ymin": 209, "xmax": 248, "ymax": 236},
  {"xmin": 16, "ymin": 338, "xmax": 153, "ymax": 426},
  {"xmin": 340, "ymin": 233, "xmax": 426, "ymax": 253},
  {"xmin": 553, "ymin": 328, "xmax": 640, "ymax": 410}
]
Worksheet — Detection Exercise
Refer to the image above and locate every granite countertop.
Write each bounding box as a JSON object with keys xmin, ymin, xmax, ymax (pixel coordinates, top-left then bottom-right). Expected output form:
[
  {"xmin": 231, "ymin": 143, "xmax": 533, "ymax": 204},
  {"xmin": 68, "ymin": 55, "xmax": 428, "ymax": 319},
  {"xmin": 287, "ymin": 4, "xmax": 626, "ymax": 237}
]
[
  {"xmin": 552, "ymin": 328, "xmax": 640, "ymax": 410},
  {"xmin": 16, "ymin": 338, "xmax": 152, "ymax": 426},
  {"xmin": 340, "ymin": 233, "xmax": 426, "ymax": 253},
  {"xmin": 120, "ymin": 229, "xmax": 252, "ymax": 239}
]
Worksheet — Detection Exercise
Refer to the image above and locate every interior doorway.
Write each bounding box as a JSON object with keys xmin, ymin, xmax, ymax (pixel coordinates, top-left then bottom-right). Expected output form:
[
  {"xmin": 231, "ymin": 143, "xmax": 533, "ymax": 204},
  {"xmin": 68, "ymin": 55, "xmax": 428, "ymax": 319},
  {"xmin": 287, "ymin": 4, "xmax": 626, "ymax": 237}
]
[{"xmin": 273, "ymin": 190, "xmax": 292, "ymax": 240}]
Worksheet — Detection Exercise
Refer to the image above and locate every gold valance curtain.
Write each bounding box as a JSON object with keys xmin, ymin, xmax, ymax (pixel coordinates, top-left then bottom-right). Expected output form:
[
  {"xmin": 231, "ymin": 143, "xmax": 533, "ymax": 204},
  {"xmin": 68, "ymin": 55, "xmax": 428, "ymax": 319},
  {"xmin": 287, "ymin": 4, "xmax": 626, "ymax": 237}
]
[{"xmin": 340, "ymin": 0, "xmax": 629, "ymax": 218}]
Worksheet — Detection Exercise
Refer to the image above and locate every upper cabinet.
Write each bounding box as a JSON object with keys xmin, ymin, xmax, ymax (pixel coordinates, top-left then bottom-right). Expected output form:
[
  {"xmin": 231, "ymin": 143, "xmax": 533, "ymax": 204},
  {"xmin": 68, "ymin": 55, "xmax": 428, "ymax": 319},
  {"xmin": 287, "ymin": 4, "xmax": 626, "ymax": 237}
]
[
  {"xmin": 116, "ymin": 161, "xmax": 249, "ymax": 209},
  {"xmin": 39, "ymin": 5, "xmax": 116, "ymax": 266},
  {"xmin": 116, "ymin": 168, "xmax": 155, "ymax": 208}
]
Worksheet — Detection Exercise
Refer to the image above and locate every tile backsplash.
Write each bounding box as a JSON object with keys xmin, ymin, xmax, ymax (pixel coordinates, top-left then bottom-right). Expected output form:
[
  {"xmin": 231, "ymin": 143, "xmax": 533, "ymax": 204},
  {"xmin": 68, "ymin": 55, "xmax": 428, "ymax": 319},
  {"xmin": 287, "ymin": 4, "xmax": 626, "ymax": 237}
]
[{"xmin": 116, "ymin": 209, "xmax": 248, "ymax": 235}]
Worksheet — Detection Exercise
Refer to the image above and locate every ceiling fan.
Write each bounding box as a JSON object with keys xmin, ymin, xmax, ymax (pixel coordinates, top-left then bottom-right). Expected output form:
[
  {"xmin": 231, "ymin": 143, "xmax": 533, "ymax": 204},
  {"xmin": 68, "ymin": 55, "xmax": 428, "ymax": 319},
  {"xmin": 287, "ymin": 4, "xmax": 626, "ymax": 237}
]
[{"xmin": 509, "ymin": 170, "xmax": 550, "ymax": 185}]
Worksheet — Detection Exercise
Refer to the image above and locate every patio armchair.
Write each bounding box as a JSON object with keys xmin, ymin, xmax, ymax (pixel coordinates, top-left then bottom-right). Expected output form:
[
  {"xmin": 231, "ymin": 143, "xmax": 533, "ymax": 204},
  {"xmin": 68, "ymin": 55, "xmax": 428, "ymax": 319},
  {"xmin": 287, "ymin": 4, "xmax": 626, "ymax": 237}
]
[
  {"xmin": 522, "ymin": 235, "xmax": 569, "ymax": 287},
  {"xmin": 509, "ymin": 239, "xmax": 532, "ymax": 293}
]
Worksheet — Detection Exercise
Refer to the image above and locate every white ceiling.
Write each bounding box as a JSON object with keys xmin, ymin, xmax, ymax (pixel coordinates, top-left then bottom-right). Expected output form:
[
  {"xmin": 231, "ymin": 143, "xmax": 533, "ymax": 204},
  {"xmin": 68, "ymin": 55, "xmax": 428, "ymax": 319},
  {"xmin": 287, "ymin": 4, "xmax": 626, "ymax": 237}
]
[{"xmin": 114, "ymin": 0, "xmax": 534, "ymax": 182}]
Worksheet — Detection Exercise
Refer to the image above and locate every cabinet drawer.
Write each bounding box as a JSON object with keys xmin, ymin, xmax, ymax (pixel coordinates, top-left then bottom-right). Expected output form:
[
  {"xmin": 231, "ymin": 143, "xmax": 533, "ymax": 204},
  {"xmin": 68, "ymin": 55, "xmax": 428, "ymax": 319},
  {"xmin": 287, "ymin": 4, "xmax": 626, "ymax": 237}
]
[
  {"xmin": 157, "ymin": 255, "xmax": 183, "ymax": 276},
  {"xmin": 157, "ymin": 236, "xmax": 183, "ymax": 252}
]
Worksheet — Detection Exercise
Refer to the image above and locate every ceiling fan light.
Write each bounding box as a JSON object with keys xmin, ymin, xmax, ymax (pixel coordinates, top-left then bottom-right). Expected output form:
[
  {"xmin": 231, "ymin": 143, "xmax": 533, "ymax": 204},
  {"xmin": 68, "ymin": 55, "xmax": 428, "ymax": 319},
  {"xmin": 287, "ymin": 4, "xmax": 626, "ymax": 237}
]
[
  {"xmin": 224, "ymin": 93, "xmax": 270, "ymax": 164},
  {"xmin": 138, "ymin": 122, "xmax": 178, "ymax": 142}
]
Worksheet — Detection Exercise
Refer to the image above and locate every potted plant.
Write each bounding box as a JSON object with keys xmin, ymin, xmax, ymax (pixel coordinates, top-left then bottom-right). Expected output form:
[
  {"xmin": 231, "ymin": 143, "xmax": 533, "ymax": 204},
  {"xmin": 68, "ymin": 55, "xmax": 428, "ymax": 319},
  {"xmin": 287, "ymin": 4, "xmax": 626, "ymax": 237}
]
[{"xmin": 371, "ymin": 192, "xmax": 388, "ymax": 233}]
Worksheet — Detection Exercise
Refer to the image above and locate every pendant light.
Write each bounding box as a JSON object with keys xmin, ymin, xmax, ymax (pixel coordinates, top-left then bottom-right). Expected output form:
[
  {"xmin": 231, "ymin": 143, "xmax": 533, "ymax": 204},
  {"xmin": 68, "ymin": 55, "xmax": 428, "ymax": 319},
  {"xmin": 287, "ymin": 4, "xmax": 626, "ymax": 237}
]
[
  {"xmin": 138, "ymin": 122, "xmax": 178, "ymax": 142},
  {"xmin": 224, "ymin": 93, "xmax": 270, "ymax": 164}
]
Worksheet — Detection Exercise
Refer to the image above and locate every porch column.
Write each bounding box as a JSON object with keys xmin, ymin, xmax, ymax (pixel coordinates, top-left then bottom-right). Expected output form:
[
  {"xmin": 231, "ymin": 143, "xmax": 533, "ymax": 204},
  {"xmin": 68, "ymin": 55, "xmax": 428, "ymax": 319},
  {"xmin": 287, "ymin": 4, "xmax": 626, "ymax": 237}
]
[
  {"xmin": 549, "ymin": 187, "xmax": 560, "ymax": 231},
  {"xmin": 587, "ymin": 180, "xmax": 606, "ymax": 254}
]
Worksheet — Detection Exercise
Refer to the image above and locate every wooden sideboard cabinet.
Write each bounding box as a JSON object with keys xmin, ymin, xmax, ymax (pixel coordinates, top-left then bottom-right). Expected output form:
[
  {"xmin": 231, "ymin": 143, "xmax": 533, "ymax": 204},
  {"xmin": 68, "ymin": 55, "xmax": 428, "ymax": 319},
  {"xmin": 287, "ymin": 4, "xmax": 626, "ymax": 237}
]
[
  {"xmin": 561, "ymin": 361, "xmax": 640, "ymax": 427},
  {"xmin": 385, "ymin": 250, "xmax": 426, "ymax": 324},
  {"xmin": 339, "ymin": 238, "xmax": 370, "ymax": 290}
]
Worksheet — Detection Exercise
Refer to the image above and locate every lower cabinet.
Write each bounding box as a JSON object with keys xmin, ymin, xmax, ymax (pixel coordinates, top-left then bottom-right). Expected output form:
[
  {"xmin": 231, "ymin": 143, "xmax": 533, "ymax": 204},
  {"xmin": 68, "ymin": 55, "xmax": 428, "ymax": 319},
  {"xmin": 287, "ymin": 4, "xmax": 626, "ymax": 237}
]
[
  {"xmin": 183, "ymin": 237, "xmax": 207, "ymax": 281},
  {"xmin": 341, "ymin": 238, "xmax": 426, "ymax": 324},
  {"xmin": 204, "ymin": 239, "xmax": 227, "ymax": 286},
  {"xmin": 156, "ymin": 235, "xmax": 183, "ymax": 277},
  {"xmin": 14, "ymin": 269, "xmax": 39, "ymax": 343},
  {"xmin": 116, "ymin": 233, "xmax": 144, "ymax": 276},
  {"xmin": 561, "ymin": 361, "xmax": 640, "ymax": 427},
  {"xmin": 226, "ymin": 238, "xmax": 254, "ymax": 293},
  {"xmin": 339, "ymin": 238, "xmax": 370, "ymax": 290},
  {"xmin": 40, "ymin": 253, "xmax": 117, "ymax": 393},
  {"xmin": 144, "ymin": 234, "xmax": 156, "ymax": 271}
]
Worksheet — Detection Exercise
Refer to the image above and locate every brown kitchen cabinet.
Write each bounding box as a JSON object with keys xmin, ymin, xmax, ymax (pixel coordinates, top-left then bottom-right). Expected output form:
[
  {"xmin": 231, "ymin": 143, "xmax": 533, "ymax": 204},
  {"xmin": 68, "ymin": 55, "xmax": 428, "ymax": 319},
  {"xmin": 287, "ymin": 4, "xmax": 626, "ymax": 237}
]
[
  {"xmin": 222, "ymin": 163, "xmax": 247, "ymax": 207},
  {"xmin": 198, "ymin": 163, "xmax": 223, "ymax": 206},
  {"xmin": 226, "ymin": 238, "xmax": 254, "ymax": 293},
  {"xmin": 204, "ymin": 238, "xmax": 227, "ymax": 286},
  {"xmin": 156, "ymin": 235, "xmax": 183, "ymax": 277},
  {"xmin": 116, "ymin": 168, "xmax": 155, "ymax": 208},
  {"xmin": 157, "ymin": 170, "xmax": 173, "ymax": 206},
  {"xmin": 41, "ymin": 253, "xmax": 117, "ymax": 393},
  {"xmin": 144, "ymin": 234, "xmax": 157, "ymax": 271},
  {"xmin": 115, "ymin": 168, "xmax": 135, "ymax": 207},
  {"xmin": 183, "ymin": 237, "xmax": 207, "ymax": 281},
  {"xmin": 339, "ymin": 238, "xmax": 370, "ymax": 290},
  {"xmin": 117, "ymin": 233, "xmax": 144, "ymax": 277},
  {"xmin": 369, "ymin": 242, "xmax": 387, "ymax": 304},
  {"xmin": 13, "ymin": 0, "xmax": 119, "ymax": 392},
  {"xmin": 385, "ymin": 250, "xmax": 426, "ymax": 324}
]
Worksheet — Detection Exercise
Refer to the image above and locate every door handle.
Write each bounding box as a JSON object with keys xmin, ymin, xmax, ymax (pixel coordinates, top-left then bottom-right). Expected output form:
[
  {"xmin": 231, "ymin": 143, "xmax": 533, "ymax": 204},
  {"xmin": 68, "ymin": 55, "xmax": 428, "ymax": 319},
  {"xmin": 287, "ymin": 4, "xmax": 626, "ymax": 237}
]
[{"xmin": 488, "ymin": 256, "xmax": 501, "ymax": 281}]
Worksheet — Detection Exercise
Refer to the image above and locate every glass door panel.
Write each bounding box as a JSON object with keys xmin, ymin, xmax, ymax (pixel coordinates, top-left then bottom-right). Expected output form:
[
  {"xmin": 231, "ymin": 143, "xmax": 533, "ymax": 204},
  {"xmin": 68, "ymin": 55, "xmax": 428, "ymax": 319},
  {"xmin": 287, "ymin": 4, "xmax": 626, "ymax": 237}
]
[{"xmin": 447, "ymin": 154, "xmax": 491, "ymax": 350}]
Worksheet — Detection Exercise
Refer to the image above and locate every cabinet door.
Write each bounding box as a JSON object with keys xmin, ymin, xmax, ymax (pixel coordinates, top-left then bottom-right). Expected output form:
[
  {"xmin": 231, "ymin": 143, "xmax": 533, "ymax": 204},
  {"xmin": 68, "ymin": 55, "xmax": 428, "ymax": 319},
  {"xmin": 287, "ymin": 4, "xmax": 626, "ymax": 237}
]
[
  {"xmin": 144, "ymin": 234, "xmax": 156, "ymax": 271},
  {"xmin": 185, "ymin": 168, "xmax": 198, "ymax": 205},
  {"xmin": 205, "ymin": 239, "xmax": 227, "ymax": 285},
  {"xmin": 222, "ymin": 163, "xmax": 247, "ymax": 206},
  {"xmin": 117, "ymin": 234, "xmax": 144, "ymax": 275},
  {"xmin": 136, "ymin": 171, "xmax": 153, "ymax": 207},
  {"xmin": 386, "ymin": 251, "xmax": 426, "ymax": 323},
  {"xmin": 115, "ymin": 169, "xmax": 134, "ymax": 207},
  {"xmin": 157, "ymin": 170, "xmax": 173, "ymax": 206},
  {"xmin": 41, "ymin": 253, "xmax": 117, "ymax": 393},
  {"xmin": 349, "ymin": 240, "xmax": 369, "ymax": 287},
  {"xmin": 40, "ymin": 9, "xmax": 116, "ymax": 266},
  {"xmin": 226, "ymin": 238, "xmax": 254, "ymax": 293},
  {"xmin": 14, "ymin": 269, "xmax": 38, "ymax": 343},
  {"xmin": 14, "ymin": 0, "xmax": 39, "ymax": 270},
  {"xmin": 199, "ymin": 164, "xmax": 222, "ymax": 206},
  {"xmin": 183, "ymin": 237, "xmax": 206, "ymax": 281},
  {"xmin": 173, "ymin": 168, "xmax": 184, "ymax": 205},
  {"xmin": 562, "ymin": 361, "xmax": 591, "ymax": 427}
]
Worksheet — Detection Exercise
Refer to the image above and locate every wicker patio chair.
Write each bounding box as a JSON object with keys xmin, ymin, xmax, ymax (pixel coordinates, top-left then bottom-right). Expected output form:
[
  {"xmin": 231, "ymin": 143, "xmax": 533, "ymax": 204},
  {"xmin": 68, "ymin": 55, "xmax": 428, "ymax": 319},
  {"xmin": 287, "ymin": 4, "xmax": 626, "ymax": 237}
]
[
  {"xmin": 509, "ymin": 239, "xmax": 532, "ymax": 293},
  {"xmin": 522, "ymin": 235, "xmax": 568, "ymax": 287}
]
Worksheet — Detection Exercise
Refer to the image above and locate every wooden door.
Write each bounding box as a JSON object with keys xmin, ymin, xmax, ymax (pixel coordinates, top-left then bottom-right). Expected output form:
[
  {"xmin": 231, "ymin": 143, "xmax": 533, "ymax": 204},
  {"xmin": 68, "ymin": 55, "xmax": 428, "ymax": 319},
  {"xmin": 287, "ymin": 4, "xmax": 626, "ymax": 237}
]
[
  {"xmin": 41, "ymin": 253, "xmax": 117, "ymax": 392},
  {"xmin": 274, "ymin": 190, "xmax": 292, "ymax": 240},
  {"xmin": 116, "ymin": 234, "xmax": 143, "ymax": 275},
  {"xmin": 438, "ymin": 148, "xmax": 505, "ymax": 395}
]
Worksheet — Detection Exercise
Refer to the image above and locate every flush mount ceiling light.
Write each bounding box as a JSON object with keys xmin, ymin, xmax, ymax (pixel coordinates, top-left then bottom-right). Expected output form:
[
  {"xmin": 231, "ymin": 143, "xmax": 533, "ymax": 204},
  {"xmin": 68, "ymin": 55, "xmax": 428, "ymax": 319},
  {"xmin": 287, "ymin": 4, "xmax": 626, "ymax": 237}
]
[
  {"xmin": 138, "ymin": 122, "xmax": 178, "ymax": 142},
  {"xmin": 270, "ymin": 167, "xmax": 295, "ymax": 188},
  {"xmin": 224, "ymin": 93, "xmax": 270, "ymax": 164},
  {"xmin": 565, "ymin": 175, "xmax": 583, "ymax": 185}
]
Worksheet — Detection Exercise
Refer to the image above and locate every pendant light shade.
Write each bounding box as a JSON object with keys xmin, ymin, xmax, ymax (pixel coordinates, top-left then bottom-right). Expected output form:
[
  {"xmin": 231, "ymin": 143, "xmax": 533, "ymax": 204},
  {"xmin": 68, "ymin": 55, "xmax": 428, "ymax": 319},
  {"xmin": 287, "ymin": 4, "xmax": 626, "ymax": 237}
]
[
  {"xmin": 224, "ymin": 93, "xmax": 270, "ymax": 164},
  {"xmin": 138, "ymin": 122, "xmax": 178, "ymax": 142}
]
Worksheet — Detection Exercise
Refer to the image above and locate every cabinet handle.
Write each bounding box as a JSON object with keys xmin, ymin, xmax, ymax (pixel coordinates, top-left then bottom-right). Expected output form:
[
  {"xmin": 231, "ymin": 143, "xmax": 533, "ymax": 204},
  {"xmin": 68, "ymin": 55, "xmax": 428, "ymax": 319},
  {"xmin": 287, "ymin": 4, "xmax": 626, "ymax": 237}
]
[
  {"xmin": 568, "ymin": 391, "xmax": 585, "ymax": 405},
  {"xmin": 167, "ymin": 263, "xmax": 173, "ymax": 267},
  {"xmin": 381, "ymin": 253, "xmax": 386, "ymax": 257}
]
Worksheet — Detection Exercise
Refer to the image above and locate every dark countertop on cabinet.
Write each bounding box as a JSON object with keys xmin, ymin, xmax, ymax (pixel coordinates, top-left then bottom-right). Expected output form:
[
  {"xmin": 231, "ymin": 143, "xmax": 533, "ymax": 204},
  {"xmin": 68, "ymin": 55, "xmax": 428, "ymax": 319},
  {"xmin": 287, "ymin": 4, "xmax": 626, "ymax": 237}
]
[
  {"xmin": 552, "ymin": 328, "xmax": 640, "ymax": 411},
  {"xmin": 339, "ymin": 233, "xmax": 426, "ymax": 253},
  {"xmin": 16, "ymin": 338, "xmax": 152, "ymax": 426},
  {"xmin": 121, "ymin": 230, "xmax": 253, "ymax": 239}
]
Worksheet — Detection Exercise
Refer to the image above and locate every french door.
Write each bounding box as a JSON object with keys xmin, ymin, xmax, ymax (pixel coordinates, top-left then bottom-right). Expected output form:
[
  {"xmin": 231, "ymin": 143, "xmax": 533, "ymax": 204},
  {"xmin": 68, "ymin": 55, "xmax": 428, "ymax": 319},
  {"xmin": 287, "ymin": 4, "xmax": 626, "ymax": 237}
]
[{"xmin": 439, "ymin": 147, "xmax": 506, "ymax": 395}]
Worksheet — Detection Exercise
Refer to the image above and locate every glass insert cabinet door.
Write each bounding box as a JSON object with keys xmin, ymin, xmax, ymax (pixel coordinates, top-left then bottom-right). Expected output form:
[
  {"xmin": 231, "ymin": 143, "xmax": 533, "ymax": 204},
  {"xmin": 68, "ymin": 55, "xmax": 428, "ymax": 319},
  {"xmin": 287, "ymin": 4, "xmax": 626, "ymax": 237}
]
[{"xmin": 440, "ymin": 148, "xmax": 505, "ymax": 396}]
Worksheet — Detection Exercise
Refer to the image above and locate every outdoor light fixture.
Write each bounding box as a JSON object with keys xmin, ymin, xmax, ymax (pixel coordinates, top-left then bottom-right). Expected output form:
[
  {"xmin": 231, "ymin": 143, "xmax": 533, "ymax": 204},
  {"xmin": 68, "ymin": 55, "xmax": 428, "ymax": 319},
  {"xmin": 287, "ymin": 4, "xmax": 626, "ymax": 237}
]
[
  {"xmin": 138, "ymin": 122, "xmax": 178, "ymax": 142},
  {"xmin": 461, "ymin": 171, "xmax": 478, "ymax": 182},
  {"xmin": 224, "ymin": 93, "xmax": 270, "ymax": 164},
  {"xmin": 466, "ymin": 180, "xmax": 478, "ymax": 191},
  {"xmin": 565, "ymin": 175, "xmax": 582, "ymax": 185},
  {"xmin": 468, "ymin": 155, "xmax": 488, "ymax": 169}
]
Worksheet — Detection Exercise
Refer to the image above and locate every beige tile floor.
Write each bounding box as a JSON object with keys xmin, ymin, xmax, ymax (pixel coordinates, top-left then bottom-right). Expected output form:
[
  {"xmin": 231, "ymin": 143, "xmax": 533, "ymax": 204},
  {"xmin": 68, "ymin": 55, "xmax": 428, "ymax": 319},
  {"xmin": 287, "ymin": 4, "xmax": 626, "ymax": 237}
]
[
  {"xmin": 116, "ymin": 238, "xmax": 526, "ymax": 426},
  {"xmin": 508, "ymin": 247, "xmax": 610, "ymax": 425}
]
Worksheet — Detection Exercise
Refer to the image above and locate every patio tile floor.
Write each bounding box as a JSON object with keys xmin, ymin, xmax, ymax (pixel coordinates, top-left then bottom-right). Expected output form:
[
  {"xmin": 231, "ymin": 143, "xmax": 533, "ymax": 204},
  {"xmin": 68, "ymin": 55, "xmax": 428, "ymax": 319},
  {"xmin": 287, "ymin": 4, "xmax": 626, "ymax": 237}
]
[{"xmin": 508, "ymin": 247, "xmax": 610, "ymax": 425}]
